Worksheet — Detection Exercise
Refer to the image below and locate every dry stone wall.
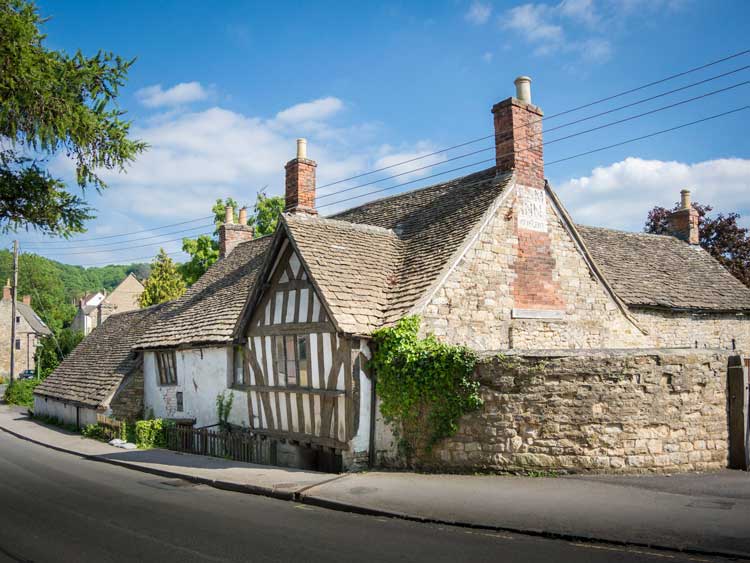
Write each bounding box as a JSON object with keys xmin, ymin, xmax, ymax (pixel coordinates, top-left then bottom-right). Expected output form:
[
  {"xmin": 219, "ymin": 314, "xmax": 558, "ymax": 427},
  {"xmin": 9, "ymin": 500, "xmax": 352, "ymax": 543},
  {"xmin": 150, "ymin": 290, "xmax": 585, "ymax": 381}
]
[{"xmin": 426, "ymin": 349, "xmax": 734, "ymax": 474}]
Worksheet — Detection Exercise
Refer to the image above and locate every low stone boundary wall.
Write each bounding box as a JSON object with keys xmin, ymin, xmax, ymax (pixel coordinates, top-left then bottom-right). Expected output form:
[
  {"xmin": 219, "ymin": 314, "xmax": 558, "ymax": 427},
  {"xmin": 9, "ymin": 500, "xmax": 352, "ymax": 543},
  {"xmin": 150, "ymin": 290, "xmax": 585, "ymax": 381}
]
[{"xmin": 429, "ymin": 348, "xmax": 736, "ymax": 474}]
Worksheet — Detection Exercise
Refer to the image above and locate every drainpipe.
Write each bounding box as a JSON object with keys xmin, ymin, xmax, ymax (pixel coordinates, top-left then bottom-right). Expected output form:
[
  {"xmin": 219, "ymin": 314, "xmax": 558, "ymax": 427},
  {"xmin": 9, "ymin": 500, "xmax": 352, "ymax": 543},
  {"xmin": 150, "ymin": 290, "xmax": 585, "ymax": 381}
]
[{"xmin": 368, "ymin": 373, "xmax": 377, "ymax": 469}]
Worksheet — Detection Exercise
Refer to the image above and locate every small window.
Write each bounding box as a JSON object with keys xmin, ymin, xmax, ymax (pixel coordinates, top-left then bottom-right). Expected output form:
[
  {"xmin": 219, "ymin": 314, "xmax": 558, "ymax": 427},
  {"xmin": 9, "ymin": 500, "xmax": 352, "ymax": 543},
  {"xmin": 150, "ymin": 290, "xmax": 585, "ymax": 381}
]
[
  {"xmin": 15, "ymin": 316, "xmax": 20, "ymax": 324},
  {"xmin": 233, "ymin": 345, "xmax": 245, "ymax": 386},
  {"xmin": 176, "ymin": 392, "xmax": 184, "ymax": 412},
  {"xmin": 14, "ymin": 338, "xmax": 20, "ymax": 350},
  {"xmin": 274, "ymin": 335, "xmax": 309, "ymax": 388},
  {"xmin": 156, "ymin": 351, "xmax": 177, "ymax": 385}
]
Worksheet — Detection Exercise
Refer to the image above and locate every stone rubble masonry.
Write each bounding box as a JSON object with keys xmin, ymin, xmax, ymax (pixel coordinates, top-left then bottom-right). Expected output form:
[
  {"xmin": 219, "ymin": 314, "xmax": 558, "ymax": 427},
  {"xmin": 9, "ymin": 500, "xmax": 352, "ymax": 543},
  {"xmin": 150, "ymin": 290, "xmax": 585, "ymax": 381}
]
[
  {"xmin": 427, "ymin": 349, "xmax": 734, "ymax": 474},
  {"xmin": 285, "ymin": 157, "xmax": 318, "ymax": 215},
  {"xmin": 492, "ymin": 98, "xmax": 544, "ymax": 189},
  {"xmin": 0, "ymin": 298, "xmax": 39, "ymax": 377},
  {"xmin": 421, "ymin": 187, "xmax": 646, "ymax": 351},
  {"xmin": 109, "ymin": 368, "xmax": 144, "ymax": 421}
]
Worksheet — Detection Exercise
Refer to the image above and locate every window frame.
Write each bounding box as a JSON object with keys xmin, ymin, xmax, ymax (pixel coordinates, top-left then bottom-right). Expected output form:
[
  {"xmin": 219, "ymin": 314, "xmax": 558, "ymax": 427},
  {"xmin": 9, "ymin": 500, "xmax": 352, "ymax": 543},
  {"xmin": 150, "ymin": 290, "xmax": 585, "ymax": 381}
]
[
  {"xmin": 232, "ymin": 345, "xmax": 246, "ymax": 387},
  {"xmin": 274, "ymin": 334, "xmax": 309, "ymax": 389},
  {"xmin": 155, "ymin": 350, "xmax": 177, "ymax": 386}
]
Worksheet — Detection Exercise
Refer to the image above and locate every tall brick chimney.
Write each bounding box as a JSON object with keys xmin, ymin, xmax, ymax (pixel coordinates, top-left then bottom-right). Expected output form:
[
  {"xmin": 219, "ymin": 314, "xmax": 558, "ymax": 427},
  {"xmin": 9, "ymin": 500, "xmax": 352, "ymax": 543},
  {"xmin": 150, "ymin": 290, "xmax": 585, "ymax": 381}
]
[
  {"xmin": 218, "ymin": 205, "xmax": 254, "ymax": 258},
  {"xmin": 2, "ymin": 280, "xmax": 10, "ymax": 301},
  {"xmin": 22, "ymin": 295, "xmax": 30, "ymax": 305},
  {"xmin": 285, "ymin": 138, "xmax": 317, "ymax": 215},
  {"xmin": 668, "ymin": 189, "xmax": 700, "ymax": 245},
  {"xmin": 491, "ymin": 76, "xmax": 545, "ymax": 189}
]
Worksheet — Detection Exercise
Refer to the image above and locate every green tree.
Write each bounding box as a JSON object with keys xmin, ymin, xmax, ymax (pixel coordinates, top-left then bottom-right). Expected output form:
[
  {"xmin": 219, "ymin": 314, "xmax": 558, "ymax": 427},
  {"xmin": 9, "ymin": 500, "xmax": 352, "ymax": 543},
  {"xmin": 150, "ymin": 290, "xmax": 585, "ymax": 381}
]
[
  {"xmin": 645, "ymin": 201, "xmax": 750, "ymax": 288},
  {"xmin": 250, "ymin": 192, "xmax": 285, "ymax": 237},
  {"xmin": 180, "ymin": 193, "xmax": 284, "ymax": 284},
  {"xmin": 0, "ymin": 0, "xmax": 146, "ymax": 237},
  {"xmin": 139, "ymin": 249, "xmax": 186, "ymax": 307}
]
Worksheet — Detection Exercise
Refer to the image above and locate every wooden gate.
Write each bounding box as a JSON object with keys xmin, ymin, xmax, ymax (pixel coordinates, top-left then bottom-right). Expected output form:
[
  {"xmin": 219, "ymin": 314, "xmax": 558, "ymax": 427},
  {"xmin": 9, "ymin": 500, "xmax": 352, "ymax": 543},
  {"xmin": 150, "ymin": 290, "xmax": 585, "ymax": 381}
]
[{"xmin": 728, "ymin": 355, "xmax": 749, "ymax": 470}]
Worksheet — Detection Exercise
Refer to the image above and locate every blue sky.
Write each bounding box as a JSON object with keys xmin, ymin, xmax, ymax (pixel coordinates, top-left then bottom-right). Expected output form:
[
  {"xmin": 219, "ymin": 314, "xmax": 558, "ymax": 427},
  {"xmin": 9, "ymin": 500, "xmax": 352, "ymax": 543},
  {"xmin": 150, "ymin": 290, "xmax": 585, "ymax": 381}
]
[{"xmin": 9, "ymin": 0, "xmax": 750, "ymax": 266}]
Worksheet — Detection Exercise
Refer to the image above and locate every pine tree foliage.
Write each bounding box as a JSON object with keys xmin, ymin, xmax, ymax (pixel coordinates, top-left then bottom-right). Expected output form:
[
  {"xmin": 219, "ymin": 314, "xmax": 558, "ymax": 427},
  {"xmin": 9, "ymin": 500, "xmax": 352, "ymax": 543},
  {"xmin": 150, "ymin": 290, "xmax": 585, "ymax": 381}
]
[{"xmin": 139, "ymin": 249, "xmax": 186, "ymax": 307}]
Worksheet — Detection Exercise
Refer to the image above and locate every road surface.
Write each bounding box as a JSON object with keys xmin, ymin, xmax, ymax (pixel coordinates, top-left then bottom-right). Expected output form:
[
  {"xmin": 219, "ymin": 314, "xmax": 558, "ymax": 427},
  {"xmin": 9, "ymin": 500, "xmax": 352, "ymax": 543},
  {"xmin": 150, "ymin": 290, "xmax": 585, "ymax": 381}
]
[{"xmin": 0, "ymin": 431, "xmax": 732, "ymax": 562}]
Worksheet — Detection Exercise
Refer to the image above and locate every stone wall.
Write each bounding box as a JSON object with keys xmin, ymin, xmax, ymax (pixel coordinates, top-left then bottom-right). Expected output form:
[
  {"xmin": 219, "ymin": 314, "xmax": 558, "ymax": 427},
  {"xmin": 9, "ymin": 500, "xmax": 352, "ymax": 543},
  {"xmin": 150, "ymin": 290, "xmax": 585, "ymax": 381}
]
[
  {"xmin": 109, "ymin": 368, "xmax": 144, "ymax": 421},
  {"xmin": 421, "ymin": 185, "xmax": 646, "ymax": 351},
  {"xmin": 634, "ymin": 308, "xmax": 750, "ymax": 351},
  {"xmin": 426, "ymin": 349, "xmax": 735, "ymax": 474},
  {"xmin": 0, "ymin": 299, "xmax": 40, "ymax": 378}
]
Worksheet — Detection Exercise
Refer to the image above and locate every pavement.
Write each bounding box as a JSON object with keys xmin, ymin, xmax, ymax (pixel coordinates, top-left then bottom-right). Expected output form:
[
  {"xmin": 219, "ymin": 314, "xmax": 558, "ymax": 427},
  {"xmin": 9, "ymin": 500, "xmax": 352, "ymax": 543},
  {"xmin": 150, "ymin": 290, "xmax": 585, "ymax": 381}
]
[{"xmin": 1, "ymin": 405, "xmax": 749, "ymax": 560}]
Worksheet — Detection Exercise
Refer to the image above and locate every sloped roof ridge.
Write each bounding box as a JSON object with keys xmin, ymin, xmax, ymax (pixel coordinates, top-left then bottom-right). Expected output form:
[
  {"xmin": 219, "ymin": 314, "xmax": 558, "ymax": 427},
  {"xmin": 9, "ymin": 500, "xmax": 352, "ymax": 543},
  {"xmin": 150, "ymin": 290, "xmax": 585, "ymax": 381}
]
[
  {"xmin": 577, "ymin": 224, "xmax": 681, "ymax": 240},
  {"xmin": 286, "ymin": 213, "xmax": 397, "ymax": 237},
  {"xmin": 328, "ymin": 165, "xmax": 502, "ymax": 220}
]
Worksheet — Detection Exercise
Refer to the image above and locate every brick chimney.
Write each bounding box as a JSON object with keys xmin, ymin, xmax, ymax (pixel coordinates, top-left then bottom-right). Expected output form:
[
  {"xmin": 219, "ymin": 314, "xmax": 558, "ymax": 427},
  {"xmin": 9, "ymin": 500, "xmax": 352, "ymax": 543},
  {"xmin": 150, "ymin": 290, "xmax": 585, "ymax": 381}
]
[
  {"xmin": 285, "ymin": 138, "xmax": 317, "ymax": 215},
  {"xmin": 2, "ymin": 280, "xmax": 10, "ymax": 301},
  {"xmin": 491, "ymin": 76, "xmax": 545, "ymax": 189},
  {"xmin": 668, "ymin": 189, "xmax": 700, "ymax": 245},
  {"xmin": 22, "ymin": 295, "xmax": 30, "ymax": 305},
  {"xmin": 218, "ymin": 205, "xmax": 254, "ymax": 258}
]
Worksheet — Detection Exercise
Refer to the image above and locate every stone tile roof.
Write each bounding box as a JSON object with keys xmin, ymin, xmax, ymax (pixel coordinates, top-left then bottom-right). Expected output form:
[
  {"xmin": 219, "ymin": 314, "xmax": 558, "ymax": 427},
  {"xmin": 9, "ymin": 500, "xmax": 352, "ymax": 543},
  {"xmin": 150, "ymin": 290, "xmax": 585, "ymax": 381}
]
[
  {"xmin": 34, "ymin": 305, "xmax": 165, "ymax": 408},
  {"xmin": 283, "ymin": 167, "xmax": 513, "ymax": 333},
  {"xmin": 17, "ymin": 302, "xmax": 51, "ymax": 335},
  {"xmin": 135, "ymin": 236, "xmax": 273, "ymax": 349},
  {"xmin": 285, "ymin": 215, "xmax": 401, "ymax": 334},
  {"xmin": 576, "ymin": 225, "xmax": 750, "ymax": 311}
]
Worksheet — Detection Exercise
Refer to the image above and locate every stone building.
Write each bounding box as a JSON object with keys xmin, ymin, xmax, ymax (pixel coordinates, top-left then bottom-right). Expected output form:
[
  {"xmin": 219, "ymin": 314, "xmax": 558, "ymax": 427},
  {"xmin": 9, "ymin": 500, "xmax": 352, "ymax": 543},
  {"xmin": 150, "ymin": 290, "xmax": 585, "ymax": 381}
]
[
  {"xmin": 39, "ymin": 76, "xmax": 750, "ymax": 472},
  {"xmin": 71, "ymin": 273, "xmax": 144, "ymax": 335},
  {"xmin": 34, "ymin": 304, "xmax": 165, "ymax": 427},
  {"xmin": 0, "ymin": 282, "xmax": 51, "ymax": 379}
]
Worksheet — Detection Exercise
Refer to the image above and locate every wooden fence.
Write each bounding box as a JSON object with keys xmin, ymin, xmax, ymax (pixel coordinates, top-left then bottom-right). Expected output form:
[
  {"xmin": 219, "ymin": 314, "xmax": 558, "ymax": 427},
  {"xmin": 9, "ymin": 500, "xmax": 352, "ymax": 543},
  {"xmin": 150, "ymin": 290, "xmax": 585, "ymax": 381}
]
[
  {"xmin": 164, "ymin": 425, "xmax": 275, "ymax": 466},
  {"xmin": 96, "ymin": 414, "xmax": 124, "ymax": 441}
]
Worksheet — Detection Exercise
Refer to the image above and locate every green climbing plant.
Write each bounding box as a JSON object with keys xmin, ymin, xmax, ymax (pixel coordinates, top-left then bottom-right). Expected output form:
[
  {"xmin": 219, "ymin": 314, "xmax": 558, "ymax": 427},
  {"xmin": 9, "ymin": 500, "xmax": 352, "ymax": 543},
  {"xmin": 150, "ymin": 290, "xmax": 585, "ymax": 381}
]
[
  {"xmin": 216, "ymin": 390, "xmax": 234, "ymax": 431},
  {"xmin": 369, "ymin": 316, "xmax": 482, "ymax": 465}
]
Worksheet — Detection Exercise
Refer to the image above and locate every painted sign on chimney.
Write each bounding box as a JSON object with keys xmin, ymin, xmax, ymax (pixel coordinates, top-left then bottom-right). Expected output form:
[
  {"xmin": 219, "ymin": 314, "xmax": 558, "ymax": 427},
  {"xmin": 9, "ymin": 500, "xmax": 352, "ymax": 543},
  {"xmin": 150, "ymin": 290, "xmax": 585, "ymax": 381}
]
[{"xmin": 517, "ymin": 186, "xmax": 547, "ymax": 232}]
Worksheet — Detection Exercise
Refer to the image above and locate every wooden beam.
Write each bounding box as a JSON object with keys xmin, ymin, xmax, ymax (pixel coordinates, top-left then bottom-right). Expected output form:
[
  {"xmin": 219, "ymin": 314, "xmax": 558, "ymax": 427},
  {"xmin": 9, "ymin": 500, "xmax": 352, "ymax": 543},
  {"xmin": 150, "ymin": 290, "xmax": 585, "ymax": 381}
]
[
  {"xmin": 251, "ymin": 428, "xmax": 349, "ymax": 451},
  {"xmin": 253, "ymin": 322, "xmax": 332, "ymax": 336},
  {"xmin": 241, "ymin": 385, "xmax": 345, "ymax": 397}
]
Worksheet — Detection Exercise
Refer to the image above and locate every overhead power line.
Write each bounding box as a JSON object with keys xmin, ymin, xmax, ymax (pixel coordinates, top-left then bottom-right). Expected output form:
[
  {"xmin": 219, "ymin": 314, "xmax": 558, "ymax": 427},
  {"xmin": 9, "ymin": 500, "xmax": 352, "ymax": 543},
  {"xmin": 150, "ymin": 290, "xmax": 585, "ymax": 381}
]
[
  {"xmin": 76, "ymin": 249, "xmax": 186, "ymax": 268},
  {"xmin": 37, "ymin": 232, "xmax": 211, "ymax": 257},
  {"xmin": 22, "ymin": 223, "xmax": 215, "ymax": 252},
  {"xmin": 22, "ymin": 215, "xmax": 214, "ymax": 245},
  {"xmin": 316, "ymin": 80, "xmax": 749, "ymax": 203},
  {"xmin": 318, "ymin": 105, "xmax": 749, "ymax": 210},
  {"xmin": 315, "ymin": 48, "xmax": 750, "ymax": 193}
]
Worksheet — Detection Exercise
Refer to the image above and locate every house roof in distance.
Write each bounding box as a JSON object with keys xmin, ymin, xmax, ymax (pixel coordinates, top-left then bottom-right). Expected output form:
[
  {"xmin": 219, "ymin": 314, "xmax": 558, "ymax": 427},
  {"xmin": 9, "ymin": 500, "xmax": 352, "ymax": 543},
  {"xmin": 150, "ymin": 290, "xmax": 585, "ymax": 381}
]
[
  {"xmin": 16, "ymin": 301, "xmax": 51, "ymax": 335},
  {"xmin": 35, "ymin": 304, "xmax": 166, "ymax": 408},
  {"xmin": 576, "ymin": 225, "xmax": 750, "ymax": 311},
  {"xmin": 135, "ymin": 235, "xmax": 273, "ymax": 349}
]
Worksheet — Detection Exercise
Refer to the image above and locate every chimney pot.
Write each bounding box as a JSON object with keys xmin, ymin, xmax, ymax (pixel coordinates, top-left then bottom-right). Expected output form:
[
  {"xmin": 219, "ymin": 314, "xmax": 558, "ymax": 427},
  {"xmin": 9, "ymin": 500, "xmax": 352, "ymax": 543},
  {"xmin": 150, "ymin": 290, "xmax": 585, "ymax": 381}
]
[
  {"xmin": 224, "ymin": 206, "xmax": 234, "ymax": 225},
  {"xmin": 680, "ymin": 189, "xmax": 691, "ymax": 210},
  {"xmin": 514, "ymin": 76, "xmax": 532, "ymax": 104},
  {"xmin": 668, "ymin": 189, "xmax": 699, "ymax": 245},
  {"xmin": 238, "ymin": 207, "xmax": 248, "ymax": 225},
  {"xmin": 285, "ymin": 139, "xmax": 318, "ymax": 215},
  {"xmin": 296, "ymin": 138, "xmax": 307, "ymax": 159}
]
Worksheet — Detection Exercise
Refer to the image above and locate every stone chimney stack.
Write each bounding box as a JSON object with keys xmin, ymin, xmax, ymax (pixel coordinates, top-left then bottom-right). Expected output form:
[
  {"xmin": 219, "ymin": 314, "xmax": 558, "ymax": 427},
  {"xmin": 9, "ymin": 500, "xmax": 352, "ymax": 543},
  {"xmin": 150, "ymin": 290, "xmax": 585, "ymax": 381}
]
[
  {"xmin": 284, "ymin": 138, "xmax": 318, "ymax": 215},
  {"xmin": 491, "ymin": 76, "xmax": 545, "ymax": 189},
  {"xmin": 668, "ymin": 189, "xmax": 700, "ymax": 245},
  {"xmin": 22, "ymin": 295, "xmax": 30, "ymax": 305},
  {"xmin": 2, "ymin": 280, "xmax": 10, "ymax": 301},
  {"xmin": 218, "ymin": 205, "xmax": 254, "ymax": 258}
]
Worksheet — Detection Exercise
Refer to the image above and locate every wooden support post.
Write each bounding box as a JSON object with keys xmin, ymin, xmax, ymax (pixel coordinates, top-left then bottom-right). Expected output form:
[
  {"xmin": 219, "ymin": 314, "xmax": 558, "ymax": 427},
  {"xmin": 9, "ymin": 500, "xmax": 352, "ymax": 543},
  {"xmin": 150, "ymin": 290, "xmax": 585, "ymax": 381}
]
[{"xmin": 728, "ymin": 355, "xmax": 749, "ymax": 470}]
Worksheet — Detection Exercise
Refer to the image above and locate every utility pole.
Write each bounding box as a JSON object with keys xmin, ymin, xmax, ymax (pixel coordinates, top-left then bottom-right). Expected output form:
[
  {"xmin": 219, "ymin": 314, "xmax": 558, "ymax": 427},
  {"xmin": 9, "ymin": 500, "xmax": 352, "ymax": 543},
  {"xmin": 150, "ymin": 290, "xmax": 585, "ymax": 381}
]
[{"xmin": 9, "ymin": 240, "xmax": 18, "ymax": 386}]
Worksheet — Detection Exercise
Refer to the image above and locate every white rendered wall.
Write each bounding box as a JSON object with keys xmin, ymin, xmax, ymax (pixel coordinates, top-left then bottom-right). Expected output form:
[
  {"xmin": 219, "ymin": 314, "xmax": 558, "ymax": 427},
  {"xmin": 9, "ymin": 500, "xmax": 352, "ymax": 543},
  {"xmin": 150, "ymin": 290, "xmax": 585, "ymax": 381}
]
[
  {"xmin": 144, "ymin": 347, "xmax": 249, "ymax": 428},
  {"xmin": 33, "ymin": 395, "xmax": 97, "ymax": 427}
]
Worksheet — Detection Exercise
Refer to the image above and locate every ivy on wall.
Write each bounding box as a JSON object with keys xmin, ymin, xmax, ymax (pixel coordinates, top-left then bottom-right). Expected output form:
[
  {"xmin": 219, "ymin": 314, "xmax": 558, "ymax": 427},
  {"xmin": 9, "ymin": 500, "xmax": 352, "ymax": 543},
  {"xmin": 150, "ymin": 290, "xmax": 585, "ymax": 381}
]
[{"xmin": 370, "ymin": 316, "xmax": 482, "ymax": 464}]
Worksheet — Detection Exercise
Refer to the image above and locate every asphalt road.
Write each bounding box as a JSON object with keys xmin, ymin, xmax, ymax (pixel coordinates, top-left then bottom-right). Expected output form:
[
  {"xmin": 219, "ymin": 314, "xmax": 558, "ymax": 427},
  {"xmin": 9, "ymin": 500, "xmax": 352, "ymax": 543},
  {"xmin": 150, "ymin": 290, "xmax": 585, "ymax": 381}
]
[{"xmin": 0, "ymin": 431, "xmax": 734, "ymax": 563}]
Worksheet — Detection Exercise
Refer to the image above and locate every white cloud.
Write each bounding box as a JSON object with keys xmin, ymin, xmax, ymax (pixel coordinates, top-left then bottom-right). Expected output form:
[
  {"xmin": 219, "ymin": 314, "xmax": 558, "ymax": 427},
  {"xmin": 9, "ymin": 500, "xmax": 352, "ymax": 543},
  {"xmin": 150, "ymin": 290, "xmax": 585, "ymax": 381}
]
[
  {"xmin": 274, "ymin": 97, "xmax": 344, "ymax": 124},
  {"xmin": 465, "ymin": 1, "xmax": 492, "ymax": 24},
  {"xmin": 136, "ymin": 82, "xmax": 210, "ymax": 108},
  {"xmin": 556, "ymin": 157, "xmax": 750, "ymax": 231},
  {"xmin": 482, "ymin": 51, "xmax": 494, "ymax": 63},
  {"xmin": 558, "ymin": 0, "xmax": 599, "ymax": 25}
]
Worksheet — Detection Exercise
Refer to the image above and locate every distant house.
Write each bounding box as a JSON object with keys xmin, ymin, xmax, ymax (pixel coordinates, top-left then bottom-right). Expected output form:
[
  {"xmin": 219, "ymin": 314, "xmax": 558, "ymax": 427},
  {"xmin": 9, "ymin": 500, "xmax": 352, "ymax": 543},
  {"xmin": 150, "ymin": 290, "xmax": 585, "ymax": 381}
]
[
  {"xmin": 34, "ymin": 304, "xmax": 165, "ymax": 427},
  {"xmin": 0, "ymin": 282, "xmax": 51, "ymax": 379},
  {"xmin": 71, "ymin": 273, "xmax": 144, "ymax": 335}
]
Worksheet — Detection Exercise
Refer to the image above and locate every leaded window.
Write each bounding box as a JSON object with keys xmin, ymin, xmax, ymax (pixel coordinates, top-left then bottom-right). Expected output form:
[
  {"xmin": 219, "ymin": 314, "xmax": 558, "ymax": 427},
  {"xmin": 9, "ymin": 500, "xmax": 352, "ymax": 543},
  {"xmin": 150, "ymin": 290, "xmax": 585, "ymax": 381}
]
[
  {"xmin": 156, "ymin": 351, "xmax": 177, "ymax": 385},
  {"xmin": 275, "ymin": 335, "xmax": 308, "ymax": 388}
]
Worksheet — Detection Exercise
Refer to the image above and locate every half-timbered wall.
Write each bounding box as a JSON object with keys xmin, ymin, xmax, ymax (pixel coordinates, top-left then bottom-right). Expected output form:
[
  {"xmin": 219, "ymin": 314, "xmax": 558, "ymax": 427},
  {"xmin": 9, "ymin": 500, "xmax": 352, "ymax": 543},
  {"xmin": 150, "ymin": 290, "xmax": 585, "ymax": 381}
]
[{"xmin": 242, "ymin": 244, "xmax": 371, "ymax": 461}]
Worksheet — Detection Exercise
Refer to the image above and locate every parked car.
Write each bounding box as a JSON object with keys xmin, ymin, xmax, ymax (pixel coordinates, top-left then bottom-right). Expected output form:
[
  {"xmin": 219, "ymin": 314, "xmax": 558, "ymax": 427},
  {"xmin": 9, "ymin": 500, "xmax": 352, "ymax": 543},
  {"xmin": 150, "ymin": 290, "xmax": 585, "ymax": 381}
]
[{"xmin": 18, "ymin": 369, "xmax": 35, "ymax": 380}]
